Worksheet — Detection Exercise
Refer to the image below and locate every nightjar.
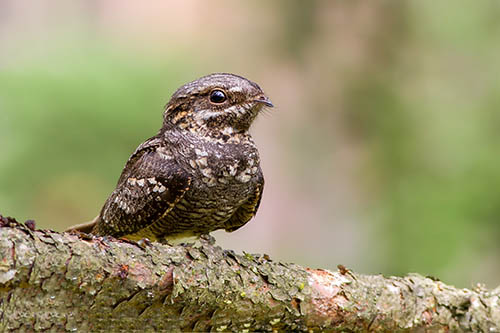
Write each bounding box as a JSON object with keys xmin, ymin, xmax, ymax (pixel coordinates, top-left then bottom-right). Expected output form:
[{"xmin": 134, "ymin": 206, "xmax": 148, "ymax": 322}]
[{"xmin": 67, "ymin": 73, "xmax": 272, "ymax": 242}]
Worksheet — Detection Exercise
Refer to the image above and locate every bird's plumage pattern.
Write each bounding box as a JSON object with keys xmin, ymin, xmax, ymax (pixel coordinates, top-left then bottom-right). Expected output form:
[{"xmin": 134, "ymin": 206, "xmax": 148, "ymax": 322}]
[{"xmin": 68, "ymin": 73, "xmax": 271, "ymax": 241}]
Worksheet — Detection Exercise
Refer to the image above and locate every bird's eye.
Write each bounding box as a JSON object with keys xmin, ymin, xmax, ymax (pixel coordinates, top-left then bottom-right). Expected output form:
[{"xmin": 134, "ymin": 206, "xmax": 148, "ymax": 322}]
[{"xmin": 209, "ymin": 89, "xmax": 227, "ymax": 104}]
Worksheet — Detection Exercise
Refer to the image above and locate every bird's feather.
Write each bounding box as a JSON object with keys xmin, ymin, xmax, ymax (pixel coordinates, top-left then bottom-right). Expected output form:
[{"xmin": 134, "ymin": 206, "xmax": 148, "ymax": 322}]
[
  {"xmin": 224, "ymin": 181, "xmax": 263, "ymax": 232},
  {"xmin": 92, "ymin": 137, "xmax": 191, "ymax": 240}
]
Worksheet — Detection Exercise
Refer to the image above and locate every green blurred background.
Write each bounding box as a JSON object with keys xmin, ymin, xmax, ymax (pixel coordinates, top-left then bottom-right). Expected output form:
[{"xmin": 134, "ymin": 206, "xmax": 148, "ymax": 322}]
[{"xmin": 1, "ymin": 1, "xmax": 499, "ymax": 288}]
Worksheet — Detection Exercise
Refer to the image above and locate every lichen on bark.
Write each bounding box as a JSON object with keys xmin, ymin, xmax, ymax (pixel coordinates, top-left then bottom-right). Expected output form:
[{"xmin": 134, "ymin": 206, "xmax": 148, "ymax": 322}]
[{"xmin": 0, "ymin": 217, "xmax": 499, "ymax": 332}]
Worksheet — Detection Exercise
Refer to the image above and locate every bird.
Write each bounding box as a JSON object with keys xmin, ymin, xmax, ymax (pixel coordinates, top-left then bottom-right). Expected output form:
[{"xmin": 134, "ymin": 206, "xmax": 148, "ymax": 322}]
[{"xmin": 66, "ymin": 73, "xmax": 273, "ymax": 242}]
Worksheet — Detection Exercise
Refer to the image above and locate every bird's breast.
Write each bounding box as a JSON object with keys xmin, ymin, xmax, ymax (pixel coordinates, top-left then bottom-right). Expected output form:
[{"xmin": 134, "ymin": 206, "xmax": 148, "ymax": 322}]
[{"xmin": 181, "ymin": 140, "xmax": 261, "ymax": 201}]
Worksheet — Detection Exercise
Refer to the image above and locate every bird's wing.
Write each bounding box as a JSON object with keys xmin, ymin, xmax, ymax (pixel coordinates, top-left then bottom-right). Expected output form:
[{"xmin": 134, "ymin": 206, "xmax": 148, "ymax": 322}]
[
  {"xmin": 224, "ymin": 179, "xmax": 264, "ymax": 232},
  {"xmin": 93, "ymin": 139, "xmax": 191, "ymax": 239},
  {"xmin": 115, "ymin": 137, "xmax": 164, "ymax": 186}
]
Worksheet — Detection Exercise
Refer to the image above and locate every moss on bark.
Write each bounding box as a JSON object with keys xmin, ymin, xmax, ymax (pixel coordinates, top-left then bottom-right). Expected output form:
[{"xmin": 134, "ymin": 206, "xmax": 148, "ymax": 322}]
[{"xmin": 0, "ymin": 218, "xmax": 499, "ymax": 332}]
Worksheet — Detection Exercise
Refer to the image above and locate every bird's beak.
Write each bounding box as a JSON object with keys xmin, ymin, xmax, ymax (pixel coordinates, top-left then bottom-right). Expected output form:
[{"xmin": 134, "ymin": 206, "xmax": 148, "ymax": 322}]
[{"xmin": 253, "ymin": 96, "xmax": 274, "ymax": 108}]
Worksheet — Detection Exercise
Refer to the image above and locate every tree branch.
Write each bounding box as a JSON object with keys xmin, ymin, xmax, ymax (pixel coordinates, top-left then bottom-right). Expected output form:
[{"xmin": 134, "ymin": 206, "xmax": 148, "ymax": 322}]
[{"xmin": 0, "ymin": 218, "xmax": 499, "ymax": 332}]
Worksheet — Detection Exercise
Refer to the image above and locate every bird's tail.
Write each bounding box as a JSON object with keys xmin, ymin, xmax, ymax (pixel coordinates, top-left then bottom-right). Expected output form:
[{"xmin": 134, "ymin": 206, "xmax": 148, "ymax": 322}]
[{"xmin": 65, "ymin": 215, "xmax": 99, "ymax": 234}]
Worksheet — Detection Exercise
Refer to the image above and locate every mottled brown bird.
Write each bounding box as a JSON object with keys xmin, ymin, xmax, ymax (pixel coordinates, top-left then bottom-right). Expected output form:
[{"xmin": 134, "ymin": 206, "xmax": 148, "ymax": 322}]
[{"xmin": 66, "ymin": 73, "xmax": 272, "ymax": 242}]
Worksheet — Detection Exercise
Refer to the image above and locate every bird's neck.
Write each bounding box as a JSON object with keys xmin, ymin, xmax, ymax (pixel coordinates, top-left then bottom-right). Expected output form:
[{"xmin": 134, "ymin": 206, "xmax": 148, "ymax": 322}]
[{"xmin": 161, "ymin": 120, "xmax": 252, "ymax": 145}]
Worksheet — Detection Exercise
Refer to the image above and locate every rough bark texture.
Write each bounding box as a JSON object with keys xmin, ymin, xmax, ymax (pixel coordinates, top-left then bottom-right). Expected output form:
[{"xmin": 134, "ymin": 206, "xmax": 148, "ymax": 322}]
[{"xmin": 0, "ymin": 218, "xmax": 499, "ymax": 332}]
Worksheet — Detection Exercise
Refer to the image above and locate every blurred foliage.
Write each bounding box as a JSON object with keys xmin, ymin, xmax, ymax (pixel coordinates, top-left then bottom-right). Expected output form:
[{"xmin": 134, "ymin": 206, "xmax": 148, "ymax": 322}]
[
  {"xmin": 275, "ymin": 0, "xmax": 317, "ymax": 61},
  {"xmin": 343, "ymin": 1, "xmax": 500, "ymax": 283}
]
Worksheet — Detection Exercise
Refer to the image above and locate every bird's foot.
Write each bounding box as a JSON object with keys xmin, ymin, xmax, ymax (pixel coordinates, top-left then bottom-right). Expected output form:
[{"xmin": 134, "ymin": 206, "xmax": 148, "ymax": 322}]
[
  {"xmin": 136, "ymin": 238, "xmax": 153, "ymax": 249},
  {"xmin": 199, "ymin": 233, "xmax": 216, "ymax": 245}
]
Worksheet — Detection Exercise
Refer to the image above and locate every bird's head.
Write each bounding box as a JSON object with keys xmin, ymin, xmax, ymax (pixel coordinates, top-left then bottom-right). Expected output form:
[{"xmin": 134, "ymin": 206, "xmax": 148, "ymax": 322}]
[{"xmin": 163, "ymin": 73, "xmax": 273, "ymax": 140}]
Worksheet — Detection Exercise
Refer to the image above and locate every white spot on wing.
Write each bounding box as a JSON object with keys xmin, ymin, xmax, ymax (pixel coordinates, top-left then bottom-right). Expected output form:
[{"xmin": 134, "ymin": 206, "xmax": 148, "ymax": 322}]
[{"xmin": 157, "ymin": 147, "xmax": 173, "ymax": 159}]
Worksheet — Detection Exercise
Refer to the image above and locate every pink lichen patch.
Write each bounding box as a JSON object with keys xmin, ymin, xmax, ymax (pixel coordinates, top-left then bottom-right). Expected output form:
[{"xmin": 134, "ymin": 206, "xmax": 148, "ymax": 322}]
[
  {"xmin": 158, "ymin": 267, "xmax": 174, "ymax": 292},
  {"xmin": 114, "ymin": 262, "xmax": 155, "ymax": 287},
  {"xmin": 422, "ymin": 309, "xmax": 433, "ymax": 325},
  {"xmin": 304, "ymin": 268, "xmax": 351, "ymax": 326}
]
